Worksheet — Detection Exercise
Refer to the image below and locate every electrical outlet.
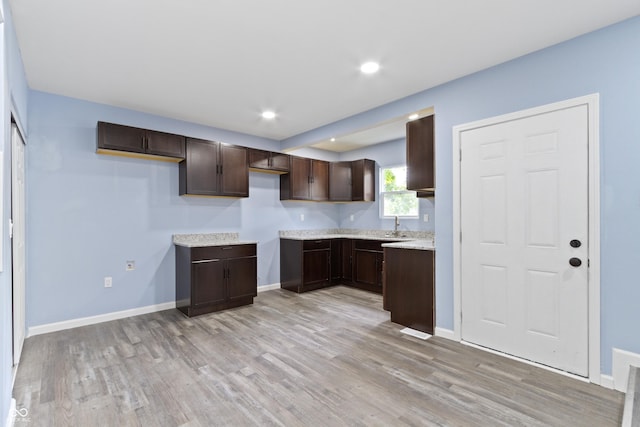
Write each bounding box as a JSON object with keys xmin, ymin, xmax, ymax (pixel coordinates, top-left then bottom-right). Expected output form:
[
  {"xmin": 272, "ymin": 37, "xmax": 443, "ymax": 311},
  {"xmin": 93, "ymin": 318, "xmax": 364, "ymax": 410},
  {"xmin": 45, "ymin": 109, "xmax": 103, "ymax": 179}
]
[
  {"xmin": 300, "ymin": 214, "xmax": 304, "ymax": 222},
  {"xmin": 126, "ymin": 260, "xmax": 135, "ymax": 271},
  {"xmin": 104, "ymin": 276, "xmax": 112, "ymax": 288},
  {"xmin": 423, "ymin": 214, "xmax": 429, "ymax": 222},
  {"xmin": 350, "ymin": 214, "xmax": 354, "ymax": 222}
]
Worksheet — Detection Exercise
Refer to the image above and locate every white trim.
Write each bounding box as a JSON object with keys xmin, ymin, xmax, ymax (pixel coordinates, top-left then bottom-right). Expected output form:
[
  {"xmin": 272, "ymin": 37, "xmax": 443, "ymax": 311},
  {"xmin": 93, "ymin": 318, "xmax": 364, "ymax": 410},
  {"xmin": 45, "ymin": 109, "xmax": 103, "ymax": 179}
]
[
  {"xmin": 27, "ymin": 302, "xmax": 176, "ymax": 337},
  {"xmin": 452, "ymin": 93, "xmax": 601, "ymax": 383},
  {"xmin": 434, "ymin": 327, "xmax": 456, "ymax": 341},
  {"xmin": 257, "ymin": 283, "xmax": 281, "ymax": 292},
  {"xmin": 5, "ymin": 399, "xmax": 16, "ymax": 427},
  {"xmin": 612, "ymin": 348, "xmax": 640, "ymax": 392},
  {"xmin": 600, "ymin": 375, "xmax": 615, "ymax": 390}
]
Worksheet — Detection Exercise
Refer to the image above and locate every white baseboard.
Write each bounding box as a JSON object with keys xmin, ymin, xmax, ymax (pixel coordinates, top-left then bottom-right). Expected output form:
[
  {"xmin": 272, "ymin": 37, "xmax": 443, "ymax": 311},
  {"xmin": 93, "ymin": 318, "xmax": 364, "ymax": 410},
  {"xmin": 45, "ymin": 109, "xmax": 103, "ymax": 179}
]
[
  {"xmin": 258, "ymin": 283, "xmax": 281, "ymax": 292},
  {"xmin": 600, "ymin": 374, "xmax": 615, "ymax": 390},
  {"xmin": 613, "ymin": 348, "xmax": 640, "ymax": 392},
  {"xmin": 435, "ymin": 327, "xmax": 456, "ymax": 341},
  {"xmin": 5, "ymin": 398, "xmax": 16, "ymax": 427},
  {"xmin": 27, "ymin": 286, "xmax": 280, "ymax": 337},
  {"xmin": 27, "ymin": 301, "xmax": 177, "ymax": 337}
]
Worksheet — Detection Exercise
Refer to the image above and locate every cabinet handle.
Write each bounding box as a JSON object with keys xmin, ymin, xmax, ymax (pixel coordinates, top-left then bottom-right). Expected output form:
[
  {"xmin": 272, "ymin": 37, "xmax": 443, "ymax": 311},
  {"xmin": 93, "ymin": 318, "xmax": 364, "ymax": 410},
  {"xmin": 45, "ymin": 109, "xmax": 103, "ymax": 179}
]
[
  {"xmin": 220, "ymin": 164, "xmax": 223, "ymax": 175},
  {"xmin": 221, "ymin": 247, "xmax": 233, "ymax": 250},
  {"xmin": 227, "ymin": 268, "xmax": 231, "ymax": 279},
  {"xmin": 192, "ymin": 259, "xmax": 220, "ymax": 264}
]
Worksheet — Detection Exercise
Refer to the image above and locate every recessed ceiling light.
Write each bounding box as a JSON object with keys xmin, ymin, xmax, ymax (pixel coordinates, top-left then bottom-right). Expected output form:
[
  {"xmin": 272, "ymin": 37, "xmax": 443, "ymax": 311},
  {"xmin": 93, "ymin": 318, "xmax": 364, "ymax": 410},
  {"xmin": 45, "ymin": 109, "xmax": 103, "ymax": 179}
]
[
  {"xmin": 261, "ymin": 110, "xmax": 276, "ymax": 119},
  {"xmin": 408, "ymin": 113, "xmax": 419, "ymax": 120},
  {"xmin": 360, "ymin": 61, "xmax": 380, "ymax": 74},
  {"xmin": 330, "ymin": 138, "xmax": 336, "ymax": 142}
]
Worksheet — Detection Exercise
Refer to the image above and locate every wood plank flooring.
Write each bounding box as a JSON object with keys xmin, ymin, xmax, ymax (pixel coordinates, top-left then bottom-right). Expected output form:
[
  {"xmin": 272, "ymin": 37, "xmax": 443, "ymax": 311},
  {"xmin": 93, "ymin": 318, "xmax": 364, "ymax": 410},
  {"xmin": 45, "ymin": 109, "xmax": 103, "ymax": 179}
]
[{"xmin": 13, "ymin": 286, "xmax": 624, "ymax": 426}]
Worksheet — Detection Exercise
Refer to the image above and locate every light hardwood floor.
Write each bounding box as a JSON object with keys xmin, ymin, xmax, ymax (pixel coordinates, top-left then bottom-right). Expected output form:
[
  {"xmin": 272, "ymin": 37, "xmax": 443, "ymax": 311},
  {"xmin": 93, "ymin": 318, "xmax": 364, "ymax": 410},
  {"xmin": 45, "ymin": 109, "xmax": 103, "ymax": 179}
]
[{"xmin": 13, "ymin": 286, "xmax": 623, "ymax": 426}]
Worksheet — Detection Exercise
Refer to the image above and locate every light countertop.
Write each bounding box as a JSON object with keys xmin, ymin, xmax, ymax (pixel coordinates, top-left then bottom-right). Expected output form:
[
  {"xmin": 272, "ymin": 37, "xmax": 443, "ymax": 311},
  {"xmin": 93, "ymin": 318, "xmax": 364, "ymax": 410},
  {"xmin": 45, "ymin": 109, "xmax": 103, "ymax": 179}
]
[
  {"xmin": 279, "ymin": 228, "xmax": 435, "ymax": 250},
  {"xmin": 173, "ymin": 233, "xmax": 257, "ymax": 248}
]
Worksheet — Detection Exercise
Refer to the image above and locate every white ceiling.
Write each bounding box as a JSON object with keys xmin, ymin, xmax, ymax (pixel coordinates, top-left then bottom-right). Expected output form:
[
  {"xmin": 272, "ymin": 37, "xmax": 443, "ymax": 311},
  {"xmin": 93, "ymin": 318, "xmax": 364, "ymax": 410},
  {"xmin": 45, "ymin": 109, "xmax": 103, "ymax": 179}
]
[{"xmin": 8, "ymin": 0, "xmax": 640, "ymax": 145}]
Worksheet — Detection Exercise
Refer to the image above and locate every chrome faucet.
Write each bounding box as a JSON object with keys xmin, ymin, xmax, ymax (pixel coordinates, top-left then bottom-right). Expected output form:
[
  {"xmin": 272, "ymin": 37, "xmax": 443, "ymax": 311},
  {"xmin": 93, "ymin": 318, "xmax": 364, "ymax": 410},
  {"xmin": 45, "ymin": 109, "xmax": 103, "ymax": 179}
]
[{"xmin": 394, "ymin": 216, "xmax": 400, "ymax": 235}]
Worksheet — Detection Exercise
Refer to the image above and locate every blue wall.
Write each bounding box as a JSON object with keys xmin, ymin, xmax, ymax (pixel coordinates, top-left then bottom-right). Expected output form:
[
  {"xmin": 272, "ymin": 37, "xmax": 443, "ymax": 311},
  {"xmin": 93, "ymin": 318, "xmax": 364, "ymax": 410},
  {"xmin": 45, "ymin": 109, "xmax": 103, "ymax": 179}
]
[
  {"xmin": 25, "ymin": 91, "xmax": 342, "ymax": 328},
  {"xmin": 285, "ymin": 16, "xmax": 640, "ymax": 375}
]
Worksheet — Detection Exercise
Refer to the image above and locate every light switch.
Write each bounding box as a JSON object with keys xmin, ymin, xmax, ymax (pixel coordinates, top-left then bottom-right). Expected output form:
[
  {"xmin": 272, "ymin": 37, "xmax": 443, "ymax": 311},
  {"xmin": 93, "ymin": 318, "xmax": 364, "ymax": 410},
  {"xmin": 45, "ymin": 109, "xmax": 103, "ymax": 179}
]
[{"xmin": 423, "ymin": 214, "xmax": 429, "ymax": 222}]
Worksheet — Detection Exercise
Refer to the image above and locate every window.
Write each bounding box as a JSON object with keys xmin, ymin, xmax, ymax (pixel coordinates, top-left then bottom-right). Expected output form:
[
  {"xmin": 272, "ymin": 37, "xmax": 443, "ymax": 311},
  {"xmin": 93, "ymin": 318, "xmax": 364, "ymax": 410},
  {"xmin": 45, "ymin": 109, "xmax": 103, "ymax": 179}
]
[{"xmin": 380, "ymin": 165, "xmax": 418, "ymax": 218}]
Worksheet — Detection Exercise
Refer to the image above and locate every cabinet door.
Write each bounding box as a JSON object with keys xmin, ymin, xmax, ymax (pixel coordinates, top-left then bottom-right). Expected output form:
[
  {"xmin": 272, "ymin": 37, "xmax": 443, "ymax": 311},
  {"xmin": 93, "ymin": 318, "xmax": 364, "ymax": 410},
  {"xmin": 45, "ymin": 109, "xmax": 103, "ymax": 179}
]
[
  {"xmin": 352, "ymin": 159, "xmax": 375, "ymax": 202},
  {"xmin": 182, "ymin": 138, "xmax": 219, "ymax": 196},
  {"xmin": 290, "ymin": 157, "xmax": 312, "ymax": 199},
  {"xmin": 98, "ymin": 122, "xmax": 145, "ymax": 153},
  {"xmin": 302, "ymin": 250, "xmax": 330, "ymax": 286},
  {"xmin": 227, "ymin": 256, "xmax": 257, "ymax": 300},
  {"xmin": 310, "ymin": 160, "xmax": 329, "ymax": 201},
  {"xmin": 146, "ymin": 130, "xmax": 185, "ymax": 159},
  {"xmin": 329, "ymin": 162, "xmax": 352, "ymax": 201},
  {"xmin": 354, "ymin": 250, "xmax": 379, "ymax": 287},
  {"xmin": 192, "ymin": 259, "xmax": 226, "ymax": 306},
  {"xmin": 406, "ymin": 115, "xmax": 435, "ymax": 191},
  {"xmin": 219, "ymin": 144, "xmax": 249, "ymax": 197},
  {"xmin": 376, "ymin": 252, "xmax": 384, "ymax": 287}
]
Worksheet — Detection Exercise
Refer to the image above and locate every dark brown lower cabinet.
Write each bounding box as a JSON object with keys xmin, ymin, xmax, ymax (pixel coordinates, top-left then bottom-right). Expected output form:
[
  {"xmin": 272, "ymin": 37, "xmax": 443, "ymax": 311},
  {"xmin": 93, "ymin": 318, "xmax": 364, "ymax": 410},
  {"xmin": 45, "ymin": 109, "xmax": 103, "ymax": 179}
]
[
  {"xmin": 280, "ymin": 239, "xmax": 331, "ymax": 293},
  {"xmin": 352, "ymin": 240, "xmax": 384, "ymax": 293},
  {"xmin": 176, "ymin": 244, "xmax": 257, "ymax": 317},
  {"xmin": 383, "ymin": 247, "xmax": 435, "ymax": 334}
]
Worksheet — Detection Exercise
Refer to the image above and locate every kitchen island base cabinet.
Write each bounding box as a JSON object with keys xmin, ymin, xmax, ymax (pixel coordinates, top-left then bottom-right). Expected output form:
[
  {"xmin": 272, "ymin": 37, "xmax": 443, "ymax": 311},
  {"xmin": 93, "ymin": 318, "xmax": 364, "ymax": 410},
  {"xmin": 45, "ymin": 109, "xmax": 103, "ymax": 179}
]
[
  {"xmin": 175, "ymin": 244, "xmax": 257, "ymax": 317},
  {"xmin": 280, "ymin": 238, "xmax": 331, "ymax": 293},
  {"xmin": 383, "ymin": 248, "xmax": 434, "ymax": 334}
]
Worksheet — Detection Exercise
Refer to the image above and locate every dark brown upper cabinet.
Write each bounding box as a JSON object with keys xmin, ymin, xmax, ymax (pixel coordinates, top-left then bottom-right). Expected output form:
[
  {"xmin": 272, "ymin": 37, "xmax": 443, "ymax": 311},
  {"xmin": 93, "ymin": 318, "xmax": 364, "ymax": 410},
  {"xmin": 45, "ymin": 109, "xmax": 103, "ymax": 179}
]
[
  {"xmin": 280, "ymin": 156, "xmax": 329, "ymax": 201},
  {"xmin": 97, "ymin": 121, "xmax": 185, "ymax": 161},
  {"xmin": 351, "ymin": 159, "xmax": 375, "ymax": 202},
  {"xmin": 179, "ymin": 138, "xmax": 249, "ymax": 198},
  {"xmin": 406, "ymin": 115, "xmax": 435, "ymax": 194},
  {"xmin": 329, "ymin": 159, "xmax": 375, "ymax": 202},
  {"xmin": 248, "ymin": 148, "xmax": 290, "ymax": 174},
  {"xmin": 329, "ymin": 161, "xmax": 352, "ymax": 201}
]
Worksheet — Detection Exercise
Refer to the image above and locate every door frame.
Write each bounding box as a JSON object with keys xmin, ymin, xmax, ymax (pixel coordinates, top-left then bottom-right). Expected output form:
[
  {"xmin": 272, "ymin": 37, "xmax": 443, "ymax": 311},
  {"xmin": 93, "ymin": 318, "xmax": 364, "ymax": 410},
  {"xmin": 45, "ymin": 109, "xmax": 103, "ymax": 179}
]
[
  {"xmin": 11, "ymin": 118, "xmax": 27, "ymax": 369},
  {"xmin": 451, "ymin": 94, "xmax": 601, "ymax": 384}
]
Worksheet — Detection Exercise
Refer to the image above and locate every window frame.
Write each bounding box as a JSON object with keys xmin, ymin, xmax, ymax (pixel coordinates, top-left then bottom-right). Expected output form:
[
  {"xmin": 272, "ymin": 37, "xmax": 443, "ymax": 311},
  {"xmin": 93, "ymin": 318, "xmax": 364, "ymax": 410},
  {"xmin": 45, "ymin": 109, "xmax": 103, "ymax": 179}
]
[{"xmin": 379, "ymin": 164, "xmax": 419, "ymax": 219}]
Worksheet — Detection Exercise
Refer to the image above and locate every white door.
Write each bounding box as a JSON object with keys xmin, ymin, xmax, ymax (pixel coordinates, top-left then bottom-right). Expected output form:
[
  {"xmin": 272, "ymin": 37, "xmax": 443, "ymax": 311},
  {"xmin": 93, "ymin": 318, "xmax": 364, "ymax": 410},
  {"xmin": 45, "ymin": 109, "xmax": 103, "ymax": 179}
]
[
  {"xmin": 460, "ymin": 104, "xmax": 589, "ymax": 376},
  {"xmin": 12, "ymin": 122, "xmax": 26, "ymax": 366}
]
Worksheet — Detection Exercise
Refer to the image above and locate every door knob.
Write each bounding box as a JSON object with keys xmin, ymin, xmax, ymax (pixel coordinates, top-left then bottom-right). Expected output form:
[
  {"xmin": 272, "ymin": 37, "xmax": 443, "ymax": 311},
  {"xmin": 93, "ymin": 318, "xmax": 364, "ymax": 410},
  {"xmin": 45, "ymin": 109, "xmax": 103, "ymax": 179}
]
[
  {"xmin": 569, "ymin": 257, "xmax": 582, "ymax": 267},
  {"xmin": 570, "ymin": 239, "xmax": 582, "ymax": 248}
]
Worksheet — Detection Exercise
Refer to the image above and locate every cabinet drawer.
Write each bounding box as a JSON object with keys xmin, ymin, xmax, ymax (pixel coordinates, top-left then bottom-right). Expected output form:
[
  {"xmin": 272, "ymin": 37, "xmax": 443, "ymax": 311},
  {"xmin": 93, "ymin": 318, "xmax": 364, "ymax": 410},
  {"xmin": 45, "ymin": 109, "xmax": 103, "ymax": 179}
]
[
  {"xmin": 303, "ymin": 239, "xmax": 331, "ymax": 251},
  {"xmin": 191, "ymin": 244, "xmax": 256, "ymax": 261},
  {"xmin": 354, "ymin": 240, "xmax": 383, "ymax": 252}
]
